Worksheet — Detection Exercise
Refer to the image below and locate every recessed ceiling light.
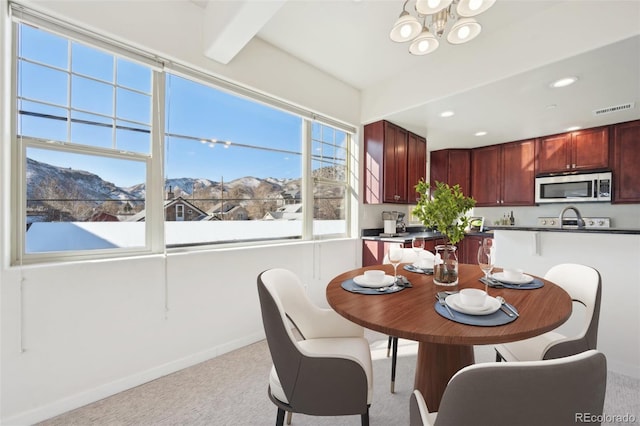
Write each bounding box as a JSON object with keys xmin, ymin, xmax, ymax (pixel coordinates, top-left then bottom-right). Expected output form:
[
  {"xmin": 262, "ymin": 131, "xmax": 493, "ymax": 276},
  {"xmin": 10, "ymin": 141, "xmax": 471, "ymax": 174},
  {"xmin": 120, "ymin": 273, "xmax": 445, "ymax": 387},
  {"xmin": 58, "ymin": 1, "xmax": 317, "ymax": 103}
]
[
  {"xmin": 550, "ymin": 76, "xmax": 578, "ymax": 88},
  {"xmin": 565, "ymin": 126, "xmax": 581, "ymax": 132},
  {"xmin": 546, "ymin": 104, "xmax": 558, "ymax": 109},
  {"xmin": 440, "ymin": 110, "xmax": 455, "ymax": 118},
  {"xmin": 474, "ymin": 131, "xmax": 487, "ymax": 136}
]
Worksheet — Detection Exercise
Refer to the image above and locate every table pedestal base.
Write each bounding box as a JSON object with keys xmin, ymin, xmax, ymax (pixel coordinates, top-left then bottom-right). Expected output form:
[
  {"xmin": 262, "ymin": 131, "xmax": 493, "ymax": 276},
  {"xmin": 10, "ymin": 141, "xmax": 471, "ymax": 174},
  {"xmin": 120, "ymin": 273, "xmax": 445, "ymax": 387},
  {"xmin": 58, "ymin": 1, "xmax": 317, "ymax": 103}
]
[{"xmin": 414, "ymin": 342, "xmax": 475, "ymax": 412}]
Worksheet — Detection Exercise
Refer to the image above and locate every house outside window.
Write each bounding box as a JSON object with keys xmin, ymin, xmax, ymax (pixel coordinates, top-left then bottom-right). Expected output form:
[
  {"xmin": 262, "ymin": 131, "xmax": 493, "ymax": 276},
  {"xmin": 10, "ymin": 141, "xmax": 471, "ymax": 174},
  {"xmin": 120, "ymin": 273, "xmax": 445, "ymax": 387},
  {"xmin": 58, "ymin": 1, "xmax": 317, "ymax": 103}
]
[{"xmin": 11, "ymin": 11, "xmax": 355, "ymax": 264}]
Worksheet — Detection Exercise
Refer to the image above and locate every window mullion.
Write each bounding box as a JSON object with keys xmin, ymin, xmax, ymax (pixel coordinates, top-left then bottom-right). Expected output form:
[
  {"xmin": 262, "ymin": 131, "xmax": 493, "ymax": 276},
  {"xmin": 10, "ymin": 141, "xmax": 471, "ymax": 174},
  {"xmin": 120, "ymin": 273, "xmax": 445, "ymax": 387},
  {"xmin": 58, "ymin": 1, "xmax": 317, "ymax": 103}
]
[
  {"xmin": 66, "ymin": 37, "xmax": 72, "ymax": 143},
  {"xmin": 148, "ymin": 70, "xmax": 165, "ymax": 253},
  {"xmin": 302, "ymin": 120, "xmax": 313, "ymax": 240}
]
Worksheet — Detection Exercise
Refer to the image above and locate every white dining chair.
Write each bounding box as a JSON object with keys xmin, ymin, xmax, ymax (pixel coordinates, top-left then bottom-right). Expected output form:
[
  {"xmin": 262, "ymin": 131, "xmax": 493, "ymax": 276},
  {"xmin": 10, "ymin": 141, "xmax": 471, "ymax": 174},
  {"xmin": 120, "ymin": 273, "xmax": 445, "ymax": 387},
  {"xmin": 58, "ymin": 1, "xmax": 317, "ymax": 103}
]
[
  {"xmin": 410, "ymin": 350, "xmax": 607, "ymax": 426},
  {"xmin": 382, "ymin": 247, "xmax": 434, "ymax": 393},
  {"xmin": 494, "ymin": 263, "xmax": 602, "ymax": 362},
  {"xmin": 257, "ymin": 268, "xmax": 373, "ymax": 426}
]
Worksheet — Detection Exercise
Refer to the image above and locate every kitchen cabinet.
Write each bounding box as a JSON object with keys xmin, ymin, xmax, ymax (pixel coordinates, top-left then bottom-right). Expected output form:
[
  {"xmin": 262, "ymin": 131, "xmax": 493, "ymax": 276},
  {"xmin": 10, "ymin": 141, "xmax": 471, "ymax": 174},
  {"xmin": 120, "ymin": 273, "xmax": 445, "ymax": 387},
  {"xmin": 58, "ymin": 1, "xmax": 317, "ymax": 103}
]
[
  {"xmin": 471, "ymin": 145, "xmax": 500, "ymax": 206},
  {"xmin": 364, "ymin": 120, "xmax": 426, "ymax": 204},
  {"xmin": 536, "ymin": 126, "xmax": 609, "ymax": 174},
  {"xmin": 362, "ymin": 240, "xmax": 411, "ymax": 266},
  {"xmin": 612, "ymin": 120, "xmax": 640, "ymax": 203},
  {"xmin": 430, "ymin": 149, "xmax": 471, "ymax": 196},
  {"xmin": 459, "ymin": 235, "xmax": 483, "ymax": 265},
  {"xmin": 423, "ymin": 238, "xmax": 441, "ymax": 253},
  {"xmin": 407, "ymin": 132, "xmax": 427, "ymax": 203},
  {"xmin": 471, "ymin": 139, "xmax": 535, "ymax": 206}
]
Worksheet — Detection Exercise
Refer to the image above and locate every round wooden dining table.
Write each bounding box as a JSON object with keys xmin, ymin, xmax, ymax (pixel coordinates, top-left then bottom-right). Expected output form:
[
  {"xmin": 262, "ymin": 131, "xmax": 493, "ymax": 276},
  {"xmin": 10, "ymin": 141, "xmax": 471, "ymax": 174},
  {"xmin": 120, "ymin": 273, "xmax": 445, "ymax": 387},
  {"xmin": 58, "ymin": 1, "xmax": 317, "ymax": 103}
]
[{"xmin": 326, "ymin": 263, "xmax": 572, "ymax": 411}]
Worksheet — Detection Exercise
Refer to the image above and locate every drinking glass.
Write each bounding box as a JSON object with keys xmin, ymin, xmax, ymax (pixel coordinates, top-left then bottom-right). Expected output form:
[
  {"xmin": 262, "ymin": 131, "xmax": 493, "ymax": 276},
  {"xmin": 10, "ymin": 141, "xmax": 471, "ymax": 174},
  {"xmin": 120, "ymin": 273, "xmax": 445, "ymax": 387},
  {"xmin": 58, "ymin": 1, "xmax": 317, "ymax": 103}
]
[
  {"xmin": 411, "ymin": 237, "xmax": 424, "ymax": 262},
  {"xmin": 388, "ymin": 244, "xmax": 404, "ymax": 290},
  {"xmin": 477, "ymin": 238, "xmax": 495, "ymax": 293}
]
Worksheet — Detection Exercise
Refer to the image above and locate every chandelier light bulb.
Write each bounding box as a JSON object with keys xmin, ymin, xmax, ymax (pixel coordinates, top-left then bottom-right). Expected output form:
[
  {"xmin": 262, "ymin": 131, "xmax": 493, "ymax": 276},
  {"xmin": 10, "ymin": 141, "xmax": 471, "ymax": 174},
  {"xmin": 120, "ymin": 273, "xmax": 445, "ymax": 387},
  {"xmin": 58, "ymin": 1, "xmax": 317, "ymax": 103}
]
[
  {"xmin": 447, "ymin": 18, "xmax": 481, "ymax": 44},
  {"xmin": 392, "ymin": 0, "xmax": 491, "ymax": 53},
  {"xmin": 457, "ymin": 25, "xmax": 470, "ymax": 40},
  {"xmin": 469, "ymin": 0, "xmax": 482, "ymax": 11},
  {"xmin": 416, "ymin": 0, "xmax": 453, "ymax": 15},
  {"xmin": 409, "ymin": 29, "xmax": 439, "ymax": 55},
  {"xmin": 457, "ymin": 0, "xmax": 496, "ymax": 17},
  {"xmin": 400, "ymin": 24, "xmax": 412, "ymax": 38},
  {"xmin": 390, "ymin": 11, "xmax": 422, "ymax": 42}
]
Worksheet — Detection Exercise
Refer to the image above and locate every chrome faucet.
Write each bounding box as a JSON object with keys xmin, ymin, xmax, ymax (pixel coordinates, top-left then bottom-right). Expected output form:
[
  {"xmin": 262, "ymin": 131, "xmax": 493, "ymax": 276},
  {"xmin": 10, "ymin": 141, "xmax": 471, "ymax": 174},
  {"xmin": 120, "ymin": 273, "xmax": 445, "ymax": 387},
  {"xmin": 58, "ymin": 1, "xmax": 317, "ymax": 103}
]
[{"xmin": 559, "ymin": 205, "xmax": 585, "ymax": 229}]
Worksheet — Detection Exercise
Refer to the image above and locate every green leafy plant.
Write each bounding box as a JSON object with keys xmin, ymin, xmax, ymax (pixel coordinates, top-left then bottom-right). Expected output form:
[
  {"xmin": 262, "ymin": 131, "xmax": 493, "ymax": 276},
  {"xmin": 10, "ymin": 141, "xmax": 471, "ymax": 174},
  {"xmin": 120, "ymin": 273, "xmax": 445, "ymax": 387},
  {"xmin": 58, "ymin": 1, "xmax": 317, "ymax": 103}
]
[{"xmin": 412, "ymin": 179, "xmax": 476, "ymax": 245}]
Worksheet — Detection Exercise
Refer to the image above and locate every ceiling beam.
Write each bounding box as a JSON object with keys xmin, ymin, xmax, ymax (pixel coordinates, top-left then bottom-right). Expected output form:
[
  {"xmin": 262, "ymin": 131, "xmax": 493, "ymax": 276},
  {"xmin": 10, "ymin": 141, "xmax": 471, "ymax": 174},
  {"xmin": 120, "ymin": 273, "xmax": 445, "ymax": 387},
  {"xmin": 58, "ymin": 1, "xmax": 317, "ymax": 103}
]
[{"xmin": 203, "ymin": 0, "xmax": 287, "ymax": 65}]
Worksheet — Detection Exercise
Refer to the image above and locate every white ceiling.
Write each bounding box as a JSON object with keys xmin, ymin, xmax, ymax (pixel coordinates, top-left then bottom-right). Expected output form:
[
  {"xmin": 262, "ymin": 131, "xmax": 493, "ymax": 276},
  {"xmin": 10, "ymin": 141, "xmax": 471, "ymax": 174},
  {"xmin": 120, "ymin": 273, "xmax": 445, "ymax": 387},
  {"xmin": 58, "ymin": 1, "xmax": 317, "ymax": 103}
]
[{"xmin": 198, "ymin": 0, "xmax": 640, "ymax": 150}]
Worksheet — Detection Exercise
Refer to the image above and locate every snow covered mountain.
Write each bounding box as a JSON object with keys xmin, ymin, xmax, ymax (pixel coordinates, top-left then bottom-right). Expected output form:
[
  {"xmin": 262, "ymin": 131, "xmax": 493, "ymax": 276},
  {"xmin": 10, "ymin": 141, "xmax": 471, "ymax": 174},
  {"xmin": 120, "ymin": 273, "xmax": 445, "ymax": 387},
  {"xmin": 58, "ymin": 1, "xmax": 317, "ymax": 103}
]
[
  {"xmin": 26, "ymin": 157, "xmax": 298, "ymax": 204},
  {"xmin": 26, "ymin": 158, "xmax": 140, "ymax": 203}
]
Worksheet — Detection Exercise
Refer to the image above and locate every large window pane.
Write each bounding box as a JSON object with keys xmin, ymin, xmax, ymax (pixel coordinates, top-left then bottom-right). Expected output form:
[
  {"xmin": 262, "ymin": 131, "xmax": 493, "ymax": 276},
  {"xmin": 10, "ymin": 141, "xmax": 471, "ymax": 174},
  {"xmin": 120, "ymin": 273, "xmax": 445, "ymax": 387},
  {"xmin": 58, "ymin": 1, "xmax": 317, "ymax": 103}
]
[
  {"xmin": 17, "ymin": 24, "xmax": 153, "ymax": 153},
  {"xmin": 166, "ymin": 75, "xmax": 300, "ymax": 152},
  {"xmin": 13, "ymin": 18, "xmax": 353, "ymax": 263},
  {"xmin": 311, "ymin": 123, "xmax": 349, "ymax": 236},
  {"xmin": 164, "ymin": 74, "xmax": 304, "ymax": 245},
  {"xmin": 16, "ymin": 23, "xmax": 154, "ymax": 259},
  {"xmin": 25, "ymin": 147, "xmax": 146, "ymax": 253}
]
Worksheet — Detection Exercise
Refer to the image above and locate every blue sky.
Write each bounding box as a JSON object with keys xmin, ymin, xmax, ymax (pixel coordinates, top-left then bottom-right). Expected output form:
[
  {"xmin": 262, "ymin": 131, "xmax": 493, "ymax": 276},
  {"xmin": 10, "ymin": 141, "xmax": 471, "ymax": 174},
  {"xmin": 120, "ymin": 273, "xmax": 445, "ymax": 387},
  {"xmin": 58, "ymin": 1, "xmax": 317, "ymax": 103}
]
[{"xmin": 19, "ymin": 23, "xmax": 304, "ymax": 188}]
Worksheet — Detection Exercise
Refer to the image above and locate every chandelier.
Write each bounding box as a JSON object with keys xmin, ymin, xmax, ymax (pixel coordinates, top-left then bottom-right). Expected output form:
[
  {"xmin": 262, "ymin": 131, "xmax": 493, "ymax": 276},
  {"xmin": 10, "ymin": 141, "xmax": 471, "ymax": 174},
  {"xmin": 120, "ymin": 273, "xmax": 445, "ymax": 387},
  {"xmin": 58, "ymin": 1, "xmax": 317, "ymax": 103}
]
[{"xmin": 390, "ymin": 0, "xmax": 496, "ymax": 55}]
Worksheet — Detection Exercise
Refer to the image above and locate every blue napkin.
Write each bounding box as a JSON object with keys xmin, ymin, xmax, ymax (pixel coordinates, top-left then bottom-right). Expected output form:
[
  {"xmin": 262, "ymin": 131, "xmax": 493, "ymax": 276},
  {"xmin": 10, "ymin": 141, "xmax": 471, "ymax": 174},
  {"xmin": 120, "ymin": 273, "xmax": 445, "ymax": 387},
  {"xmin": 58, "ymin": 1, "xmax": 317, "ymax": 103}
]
[
  {"xmin": 434, "ymin": 300, "xmax": 518, "ymax": 326},
  {"xmin": 341, "ymin": 279, "xmax": 406, "ymax": 295},
  {"xmin": 404, "ymin": 264, "xmax": 433, "ymax": 275},
  {"xmin": 480, "ymin": 276, "xmax": 544, "ymax": 290}
]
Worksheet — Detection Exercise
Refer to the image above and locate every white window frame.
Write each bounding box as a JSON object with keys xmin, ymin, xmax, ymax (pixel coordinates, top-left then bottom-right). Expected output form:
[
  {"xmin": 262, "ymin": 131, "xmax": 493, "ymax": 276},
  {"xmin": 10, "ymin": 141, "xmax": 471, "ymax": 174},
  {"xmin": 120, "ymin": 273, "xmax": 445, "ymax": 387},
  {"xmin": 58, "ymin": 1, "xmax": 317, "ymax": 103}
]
[
  {"xmin": 10, "ymin": 8, "xmax": 164, "ymax": 265},
  {"xmin": 308, "ymin": 121, "xmax": 352, "ymax": 240},
  {"xmin": 9, "ymin": 3, "xmax": 357, "ymax": 265}
]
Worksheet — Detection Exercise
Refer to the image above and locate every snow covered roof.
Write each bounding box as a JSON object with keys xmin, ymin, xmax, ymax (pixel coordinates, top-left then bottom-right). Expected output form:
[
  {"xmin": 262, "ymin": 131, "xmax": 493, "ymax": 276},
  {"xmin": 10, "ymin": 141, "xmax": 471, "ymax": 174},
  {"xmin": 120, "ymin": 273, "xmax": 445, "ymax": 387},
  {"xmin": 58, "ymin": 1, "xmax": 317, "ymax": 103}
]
[{"xmin": 25, "ymin": 220, "xmax": 346, "ymax": 252}]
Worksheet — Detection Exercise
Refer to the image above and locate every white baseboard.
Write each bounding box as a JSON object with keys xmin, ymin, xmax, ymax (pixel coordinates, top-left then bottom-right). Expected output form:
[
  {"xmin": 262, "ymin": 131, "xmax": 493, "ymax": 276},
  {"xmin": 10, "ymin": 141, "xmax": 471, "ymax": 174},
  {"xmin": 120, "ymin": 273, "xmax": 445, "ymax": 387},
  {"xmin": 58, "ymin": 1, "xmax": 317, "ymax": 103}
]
[{"xmin": 1, "ymin": 332, "xmax": 266, "ymax": 426}]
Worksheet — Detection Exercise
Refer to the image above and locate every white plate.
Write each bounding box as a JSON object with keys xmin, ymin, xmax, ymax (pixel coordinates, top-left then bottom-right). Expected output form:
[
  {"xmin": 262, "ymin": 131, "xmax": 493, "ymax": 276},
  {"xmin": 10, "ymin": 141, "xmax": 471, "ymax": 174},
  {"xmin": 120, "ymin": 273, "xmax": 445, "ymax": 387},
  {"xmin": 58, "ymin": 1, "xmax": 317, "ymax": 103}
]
[
  {"xmin": 353, "ymin": 274, "xmax": 396, "ymax": 288},
  {"xmin": 446, "ymin": 294, "xmax": 501, "ymax": 315},
  {"xmin": 492, "ymin": 272, "xmax": 534, "ymax": 285}
]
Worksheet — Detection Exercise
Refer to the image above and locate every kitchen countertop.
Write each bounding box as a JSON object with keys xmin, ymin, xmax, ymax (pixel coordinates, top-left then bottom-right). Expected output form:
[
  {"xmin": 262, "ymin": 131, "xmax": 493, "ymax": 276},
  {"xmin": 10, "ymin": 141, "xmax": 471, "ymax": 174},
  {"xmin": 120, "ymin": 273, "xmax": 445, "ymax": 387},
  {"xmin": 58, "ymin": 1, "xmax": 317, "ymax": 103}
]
[
  {"xmin": 490, "ymin": 225, "xmax": 640, "ymax": 235},
  {"xmin": 362, "ymin": 225, "xmax": 640, "ymax": 241},
  {"xmin": 361, "ymin": 227, "xmax": 494, "ymax": 243}
]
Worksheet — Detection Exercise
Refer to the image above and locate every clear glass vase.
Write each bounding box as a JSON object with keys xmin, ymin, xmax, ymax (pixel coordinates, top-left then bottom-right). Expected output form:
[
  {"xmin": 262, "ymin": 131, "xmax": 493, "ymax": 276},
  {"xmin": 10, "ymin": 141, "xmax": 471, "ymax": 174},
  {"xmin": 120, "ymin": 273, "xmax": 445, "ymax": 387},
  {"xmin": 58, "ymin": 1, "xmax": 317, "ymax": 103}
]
[{"xmin": 434, "ymin": 244, "xmax": 458, "ymax": 286}]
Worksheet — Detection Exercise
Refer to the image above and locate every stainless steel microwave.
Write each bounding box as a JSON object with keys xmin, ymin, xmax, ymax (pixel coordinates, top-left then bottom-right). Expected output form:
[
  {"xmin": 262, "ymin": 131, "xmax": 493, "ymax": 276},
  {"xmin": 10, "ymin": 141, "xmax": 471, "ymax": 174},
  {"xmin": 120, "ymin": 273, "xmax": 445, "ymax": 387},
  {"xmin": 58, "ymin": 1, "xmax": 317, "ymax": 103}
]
[{"xmin": 535, "ymin": 171, "xmax": 612, "ymax": 203}]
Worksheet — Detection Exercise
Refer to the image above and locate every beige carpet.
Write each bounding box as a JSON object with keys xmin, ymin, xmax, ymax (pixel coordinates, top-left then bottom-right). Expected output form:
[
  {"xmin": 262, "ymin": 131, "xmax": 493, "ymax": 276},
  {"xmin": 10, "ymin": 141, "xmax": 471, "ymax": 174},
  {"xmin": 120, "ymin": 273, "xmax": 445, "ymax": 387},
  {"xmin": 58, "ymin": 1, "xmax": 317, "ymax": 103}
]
[{"xmin": 38, "ymin": 334, "xmax": 639, "ymax": 426}]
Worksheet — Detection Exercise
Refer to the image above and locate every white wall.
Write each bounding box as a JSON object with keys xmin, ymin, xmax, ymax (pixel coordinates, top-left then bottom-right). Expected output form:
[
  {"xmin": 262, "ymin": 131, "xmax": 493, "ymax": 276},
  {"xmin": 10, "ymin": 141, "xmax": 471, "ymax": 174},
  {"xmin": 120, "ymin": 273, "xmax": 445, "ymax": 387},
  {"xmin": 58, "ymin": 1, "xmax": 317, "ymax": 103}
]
[
  {"xmin": 0, "ymin": 240, "xmax": 361, "ymax": 424},
  {"xmin": 20, "ymin": 0, "xmax": 361, "ymax": 127},
  {"xmin": 360, "ymin": 1, "xmax": 640, "ymax": 124},
  {"xmin": 494, "ymin": 230, "xmax": 640, "ymax": 378},
  {"xmin": 0, "ymin": 1, "xmax": 364, "ymax": 423},
  {"xmin": 476, "ymin": 204, "xmax": 640, "ymax": 230}
]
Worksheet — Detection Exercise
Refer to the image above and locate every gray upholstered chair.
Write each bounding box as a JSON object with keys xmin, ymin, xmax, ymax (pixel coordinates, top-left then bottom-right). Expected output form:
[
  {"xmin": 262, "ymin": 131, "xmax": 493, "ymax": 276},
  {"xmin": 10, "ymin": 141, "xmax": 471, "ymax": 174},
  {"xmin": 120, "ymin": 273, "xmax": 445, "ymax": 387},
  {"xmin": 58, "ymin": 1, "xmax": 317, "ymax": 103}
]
[
  {"xmin": 257, "ymin": 268, "xmax": 373, "ymax": 426},
  {"xmin": 495, "ymin": 263, "xmax": 602, "ymax": 362},
  {"xmin": 382, "ymin": 248, "xmax": 434, "ymax": 392},
  {"xmin": 410, "ymin": 350, "xmax": 607, "ymax": 426}
]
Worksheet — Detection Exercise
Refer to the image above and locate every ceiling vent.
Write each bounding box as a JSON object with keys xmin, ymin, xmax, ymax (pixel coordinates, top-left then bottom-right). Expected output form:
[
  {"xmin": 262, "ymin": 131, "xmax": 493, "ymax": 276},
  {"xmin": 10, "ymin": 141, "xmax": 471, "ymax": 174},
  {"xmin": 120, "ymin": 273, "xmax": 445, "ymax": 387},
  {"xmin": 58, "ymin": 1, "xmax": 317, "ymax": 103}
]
[{"xmin": 593, "ymin": 102, "xmax": 635, "ymax": 116}]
